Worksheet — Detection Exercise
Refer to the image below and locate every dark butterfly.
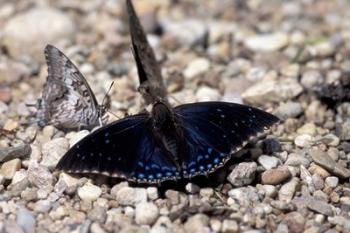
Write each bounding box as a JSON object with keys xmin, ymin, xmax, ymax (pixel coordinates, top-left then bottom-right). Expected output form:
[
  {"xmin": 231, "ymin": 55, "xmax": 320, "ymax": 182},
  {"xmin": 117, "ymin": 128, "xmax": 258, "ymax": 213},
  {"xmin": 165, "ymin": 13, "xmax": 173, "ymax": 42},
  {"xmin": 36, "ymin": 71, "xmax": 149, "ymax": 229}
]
[
  {"xmin": 35, "ymin": 45, "xmax": 108, "ymax": 130},
  {"xmin": 56, "ymin": 100, "xmax": 279, "ymax": 183},
  {"xmin": 126, "ymin": 0, "xmax": 167, "ymax": 104}
]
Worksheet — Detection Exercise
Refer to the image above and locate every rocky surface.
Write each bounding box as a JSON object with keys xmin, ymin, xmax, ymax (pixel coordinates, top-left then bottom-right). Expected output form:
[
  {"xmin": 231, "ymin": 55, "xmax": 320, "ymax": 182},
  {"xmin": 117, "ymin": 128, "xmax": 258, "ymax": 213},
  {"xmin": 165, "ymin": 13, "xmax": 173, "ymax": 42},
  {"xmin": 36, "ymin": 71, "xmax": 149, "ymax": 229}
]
[{"xmin": 1, "ymin": 0, "xmax": 350, "ymax": 232}]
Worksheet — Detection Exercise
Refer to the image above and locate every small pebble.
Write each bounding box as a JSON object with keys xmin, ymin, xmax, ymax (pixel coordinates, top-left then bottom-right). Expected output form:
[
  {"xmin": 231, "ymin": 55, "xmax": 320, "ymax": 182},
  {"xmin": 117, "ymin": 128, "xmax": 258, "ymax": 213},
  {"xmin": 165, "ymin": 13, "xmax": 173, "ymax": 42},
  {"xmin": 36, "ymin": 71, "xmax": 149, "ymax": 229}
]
[
  {"xmin": 135, "ymin": 202, "xmax": 159, "ymax": 225},
  {"xmin": 261, "ymin": 167, "xmax": 291, "ymax": 185},
  {"xmin": 78, "ymin": 183, "xmax": 102, "ymax": 202},
  {"xmin": 227, "ymin": 162, "xmax": 257, "ymax": 187},
  {"xmin": 0, "ymin": 158, "xmax": 21, "ymax": 179}
]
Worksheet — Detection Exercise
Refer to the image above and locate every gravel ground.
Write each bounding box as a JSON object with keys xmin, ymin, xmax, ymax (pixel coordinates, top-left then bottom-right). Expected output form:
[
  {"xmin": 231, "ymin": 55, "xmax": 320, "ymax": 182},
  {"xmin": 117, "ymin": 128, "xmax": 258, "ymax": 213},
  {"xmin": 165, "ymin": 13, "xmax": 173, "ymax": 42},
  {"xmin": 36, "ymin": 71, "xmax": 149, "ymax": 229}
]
[{"xmin": 1, "ymin": 0, "xmax": 350, "ymax": 232}]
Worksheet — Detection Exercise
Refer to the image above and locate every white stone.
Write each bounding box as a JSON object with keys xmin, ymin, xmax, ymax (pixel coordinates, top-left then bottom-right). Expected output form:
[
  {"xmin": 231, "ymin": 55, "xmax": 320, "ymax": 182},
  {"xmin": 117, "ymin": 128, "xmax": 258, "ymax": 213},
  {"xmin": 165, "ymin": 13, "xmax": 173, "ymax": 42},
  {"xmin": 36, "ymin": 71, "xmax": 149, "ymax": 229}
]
[
  {"xmin": 135, "ymin": 202, "xmax": 159, "ymax": 225},
  {"xmin": 3, "ymin": 7, "xmax": 75, "ymax": 60},
  {"xmin": 77, "ymin": 183, "xmax": 102, "ymax": 201},
  {"xmin": 195, "ymin": 86, "xmax": 221, "ymax": 102},
  {"xmin": 183, "ymin": 58, "xmax": 210, "ymax": 79},
  {"xmin": 41, "ymin": 137, "xmax": 69, "ymax": 169},
  {"xmin": 115, "ymin": 187, "xmax": 147, "ymax": 206},
  {"xmin": 294, "ymin": 134, "xmax": 314, "ymax": 147},
  {"xmin": 258, "ymin": 155, "xmax": 279, "ymax": 170},
  {"xmin": 245, "ymin": 33, "xmax": 289, "ymax": 52}
]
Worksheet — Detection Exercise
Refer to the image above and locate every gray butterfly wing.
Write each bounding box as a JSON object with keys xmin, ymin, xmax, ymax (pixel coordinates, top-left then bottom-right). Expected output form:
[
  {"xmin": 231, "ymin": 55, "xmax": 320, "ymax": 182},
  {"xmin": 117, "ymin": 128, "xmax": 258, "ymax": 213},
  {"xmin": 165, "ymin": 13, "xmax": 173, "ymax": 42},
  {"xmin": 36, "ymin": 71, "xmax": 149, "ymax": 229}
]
[
  {"xmin": 37, "ymin": 45, "xmax": 101, "ymax": 130},
  {"xmin": 126, "ymin": 0, "xmax": 167, "ymax": 103}
]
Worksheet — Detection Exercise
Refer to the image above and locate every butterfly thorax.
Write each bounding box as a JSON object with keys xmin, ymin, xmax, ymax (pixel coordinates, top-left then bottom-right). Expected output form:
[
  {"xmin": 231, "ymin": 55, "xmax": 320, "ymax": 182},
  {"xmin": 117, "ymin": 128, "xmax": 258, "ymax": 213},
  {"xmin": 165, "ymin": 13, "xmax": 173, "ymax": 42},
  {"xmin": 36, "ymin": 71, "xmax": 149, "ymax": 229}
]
[{"xmin": 151, "ymin": 102, "xmax": 186, "ymax": 170}]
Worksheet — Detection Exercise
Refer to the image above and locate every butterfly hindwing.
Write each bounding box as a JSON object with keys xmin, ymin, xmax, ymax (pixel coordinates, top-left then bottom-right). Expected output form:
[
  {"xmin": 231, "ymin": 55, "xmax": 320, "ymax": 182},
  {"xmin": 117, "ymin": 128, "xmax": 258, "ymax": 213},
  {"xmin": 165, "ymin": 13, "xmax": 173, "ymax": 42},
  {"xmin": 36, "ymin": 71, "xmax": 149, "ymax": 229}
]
[
  {"xmin": 56, "ymin": 114, "xmax": 180, "ymax": 183},
  {"xmin": 174, "ymin": 102, "xmax": 279, "ymax": 177}
]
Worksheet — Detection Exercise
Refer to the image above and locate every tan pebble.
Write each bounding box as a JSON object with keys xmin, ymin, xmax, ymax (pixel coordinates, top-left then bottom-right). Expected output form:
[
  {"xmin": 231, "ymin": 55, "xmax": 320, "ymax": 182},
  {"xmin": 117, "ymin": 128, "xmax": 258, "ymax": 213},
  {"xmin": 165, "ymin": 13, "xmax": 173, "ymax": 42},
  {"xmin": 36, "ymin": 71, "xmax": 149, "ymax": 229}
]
[
  {"xmin": 0, "ymin": 158, "xmax": 21, "ymax": 179},
  {"xmin": 261, "ymin": 166, "xmax": 291, "ymax": 185},
  {"xmin": 308, "ymin": 163, "xmax": 330, "ymax": 178},
  {"xmin": 3, "ymin": 119, "xmax": 19, "ymax": 131}
]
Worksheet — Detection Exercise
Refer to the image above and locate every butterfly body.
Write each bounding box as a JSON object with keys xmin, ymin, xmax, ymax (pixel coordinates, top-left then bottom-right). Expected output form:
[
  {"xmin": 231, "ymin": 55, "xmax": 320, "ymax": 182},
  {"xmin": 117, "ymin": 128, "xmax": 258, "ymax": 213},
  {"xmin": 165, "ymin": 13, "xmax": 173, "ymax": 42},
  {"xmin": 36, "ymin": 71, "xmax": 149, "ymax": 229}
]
[
  {"xmin": 56, "ymin": 101, "xmax": 279, "ymax": 184},
  {"xmin": 36, "ymin": 45, "xmax": 107, "ymax": 130}
]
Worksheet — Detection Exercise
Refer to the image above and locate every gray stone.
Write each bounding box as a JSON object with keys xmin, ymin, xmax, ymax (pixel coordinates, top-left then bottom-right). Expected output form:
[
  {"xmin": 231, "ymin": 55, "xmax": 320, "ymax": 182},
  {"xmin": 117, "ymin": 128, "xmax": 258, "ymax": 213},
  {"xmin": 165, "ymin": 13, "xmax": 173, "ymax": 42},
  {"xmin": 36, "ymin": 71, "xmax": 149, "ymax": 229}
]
[
  {"xmin": 221, "ymin": 220, "xmax": 238, "ymax": 233},
  {"xmin": 77, "ymin": 183, "xmax": 102, "ymax": 202},
  {"xmin": 244, "ymin": 33, "xmax": 289, "ymax": 52},
  {"xmin": 41, "ymin": 137, "xmax": 69, "ymax": 170},
  {"xmin": 278, "ymin": 177, "xmax": 300, "ymax": 202},
  {"xmin": 135, "ymin": 202, "xmax": 159, "ymax": 225},
  {"xmin": 163, "ymin": 19, "xmax": 207, "ymax": 46},
  {"xmin": 325, "ymin": 176, "xmax": 339, "ymax": 188},
  {"xmin": 16, "ymin": 208, "xmax": 35, "ymax": 233},
  {"xmin": 185, "ymin": 183, "xmax": 200, "ymax": 194},
  {"xmin": 285, "ymin": 154, "xmax": 311, "ymax": 167},
  {"xmin": 195, "ymin": 86, "xmax": 220, "ymax": 102},
  {"xmin": 115, "ymin": 187, "xmax": 147, "ymax": 206},
  {"xmin": 227, "ymin": 162, "xmax": 257, "ymax": 187},
  {"xmin": 301, "ymin": 70, "xmax": 324, "ymax": 89},
  {"xmin": 310, "ymin": 149, "xmax": 350, "ymax": 178},
  {"xmin": 184, "ymin": 214, "xmax": 210, "ymax": 233},
  {"xmin": 0, "ymin": 144, "xmax": 31, "ymax": 162},
  {"xmin": 87, "ymin": 206, "xmax": 107, "ymax": 223},
  {"xmin": 27, "ymin": 161, "xmax": 53, "ymax": 190},
  {"xmin": 228, "ymin": 186, "xmax": 260, "ymax": 206},
  {"xmin": 3, "ymin": 7, "xmax": 75, "ymax": 60},
  {"xmin": 242, "ymin": 79, "xmax": 303, "ymax": 105},
  {"xmin": 258, "ymin": 155, "xmax": 280, "ymax": 170},
  {"xmin": 275, "ymin": 101, "xmax": 303, "ymax": 120},
  {"xmin": 307, "ymin": 199, "xmax": 333, "ymax": 216},
  {"xmin": 184, "ymin": 58, "xmax": 210, "ymax": 79}
]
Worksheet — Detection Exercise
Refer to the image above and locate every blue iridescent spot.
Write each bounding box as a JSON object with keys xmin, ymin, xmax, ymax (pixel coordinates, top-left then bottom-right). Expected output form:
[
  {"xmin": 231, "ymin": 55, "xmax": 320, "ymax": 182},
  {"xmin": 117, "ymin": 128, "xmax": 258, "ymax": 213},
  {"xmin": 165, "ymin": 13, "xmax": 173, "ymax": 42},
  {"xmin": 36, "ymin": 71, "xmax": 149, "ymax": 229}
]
[
  {"xmin": 162, "ymin": 167, "xmax": 171, "ymax": 171},
  {"xmin": 197, "ymin": 155, "xmax": 203, "ymax": 162},
  {"xmin": 199, "ymin": 166, "xmax": 204, "ymax": 171},
  {"xmin": 138, "ymin": 173, "xmax": 145, "ymax": 179},
  {"xmin": 156, "ymin": 173, "xmax": 162, "ymax": 178},
  {"xmin": 214, "ymin": 158, "xmax": 219, "ymax": 164},
  {"xmin": 220, "ymin": 153, "xmax": 225, "ymax": 157},
  {"xmin": 217, "ymin": 108, "xmax": 222, "ymax": 112},
  {"xmin": 207, "ymin": 164, "xmax": 212, "ymax": 169},
  {"xmin": 188, "ymin": 162, "xmax": 196, "ymax": 168},
  {"xmin": 145, "ymin": 166, "xmax": 150, "ymax": 171},
  {"xmin": 105, "ymin": 132, "xmax": 109, "ymax": 137},
  {"xmin": 138, "ymin": 162, "xmax": 144, "ymax": 167},
  {"xmin": 175, "ymin": 171, "xmax": 180, "ymax": 176},
  {"xmin": 190, "ymin": 168, "xmax": 196, "ymax": 174},
  {"xmin": 105, "ymin": 139, "xmax": 110, "ymax": 144},
  {"xmin": 152, "ymin": 164, "xmax": 160, "ymax": 170},
  {"xmin": 208, "ymin": 148, "xmax": 213, "ymax": 154},
  {"xmin": 205, "ymin": 154, "xmax": 210, "ymax": 159},
  {"xmin": 148, "ymin": 175, "xmax": 154, "ymax": 180},
  {"xmin": 165, "ymin": 172, "xmax": 172, "ymax": 177},
  {"xmin": 220, "ymin": 114, "xmax": 225, "ymax": 118}
]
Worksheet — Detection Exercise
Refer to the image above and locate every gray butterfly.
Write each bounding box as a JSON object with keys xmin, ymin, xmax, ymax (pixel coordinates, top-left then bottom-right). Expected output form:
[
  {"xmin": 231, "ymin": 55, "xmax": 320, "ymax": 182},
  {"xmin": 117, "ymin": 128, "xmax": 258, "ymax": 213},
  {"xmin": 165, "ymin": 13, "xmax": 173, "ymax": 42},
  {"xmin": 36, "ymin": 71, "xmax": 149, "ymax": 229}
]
[{"xmin": 35, "ymin": 44, "xmax": 108, "ymax": 130}]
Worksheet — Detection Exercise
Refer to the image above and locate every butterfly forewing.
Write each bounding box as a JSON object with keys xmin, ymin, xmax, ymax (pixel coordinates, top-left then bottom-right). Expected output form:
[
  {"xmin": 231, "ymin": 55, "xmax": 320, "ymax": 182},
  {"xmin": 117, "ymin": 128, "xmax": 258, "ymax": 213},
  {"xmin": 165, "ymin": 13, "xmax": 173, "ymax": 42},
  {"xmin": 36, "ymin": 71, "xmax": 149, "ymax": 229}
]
[
  {"xmin": 174, "ymin": 102, "xmax": 279, "ymax": 177},
  {"xmin": 126, "ymin": 0, "xmax": 167, "ymax": 102},
  {"xmin": 37, "ymin": 45, "xmax": 102, "ymax": 130},
  {"xmin": 56, "ymin": 114, "xmax": 180, "ymax": 183}
]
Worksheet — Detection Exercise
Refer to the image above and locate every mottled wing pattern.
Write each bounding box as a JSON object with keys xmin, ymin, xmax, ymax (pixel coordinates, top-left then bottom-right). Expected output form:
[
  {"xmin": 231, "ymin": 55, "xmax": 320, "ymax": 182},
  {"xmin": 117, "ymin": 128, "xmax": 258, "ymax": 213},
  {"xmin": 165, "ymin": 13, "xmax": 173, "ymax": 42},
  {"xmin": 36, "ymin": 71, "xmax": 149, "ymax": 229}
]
[
  {"xmin": 38, "ymin": 45, "xmax": 101, "ymax": 130},
  {"xmin": 126, "ymin": 0, "xmax": 167, "ymax": 103},
  {"xmin": 56, "ymin": 114, "xmax": 180, "ymax": 184},
  {"xmin": 174, "ymin": 102, "xmax": 279, "ymax": 178}
]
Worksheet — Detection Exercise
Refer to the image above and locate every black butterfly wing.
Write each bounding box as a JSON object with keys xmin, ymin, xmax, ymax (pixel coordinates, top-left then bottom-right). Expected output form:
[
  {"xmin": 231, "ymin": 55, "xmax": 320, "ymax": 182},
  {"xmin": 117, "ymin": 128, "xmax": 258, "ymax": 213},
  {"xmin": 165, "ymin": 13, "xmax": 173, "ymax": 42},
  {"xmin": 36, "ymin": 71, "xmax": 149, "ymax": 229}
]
[
  {"xmin": 174, "ymin": 102, "xmax": 279, "ymax": 177},
  {"xmin": 40, "ymin": 45, "xmax": 100, "ymax": 129},
  {"xmin": 126, "ymin": 0, "xmax": 167, "ymax": 102},
  {"xmin": 56, "ymin": 114, "xmax": 180, "ymax": 183}
]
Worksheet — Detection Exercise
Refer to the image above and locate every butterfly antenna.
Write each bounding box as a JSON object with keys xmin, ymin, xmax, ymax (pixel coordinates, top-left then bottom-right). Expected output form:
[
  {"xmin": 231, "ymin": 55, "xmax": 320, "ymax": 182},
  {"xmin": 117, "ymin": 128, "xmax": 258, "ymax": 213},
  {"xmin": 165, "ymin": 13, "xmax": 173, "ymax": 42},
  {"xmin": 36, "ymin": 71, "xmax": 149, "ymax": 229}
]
[
  {"xmin": 107, "ymin": 110, "xmax": 121, "ymax": 120},
  {"xmin": 168, "ymin": 95, "xmax": 182, "ymax": 105},
  {"xmin": 102, "ymin": 81, "xmax": 115, "ymax": 107}
]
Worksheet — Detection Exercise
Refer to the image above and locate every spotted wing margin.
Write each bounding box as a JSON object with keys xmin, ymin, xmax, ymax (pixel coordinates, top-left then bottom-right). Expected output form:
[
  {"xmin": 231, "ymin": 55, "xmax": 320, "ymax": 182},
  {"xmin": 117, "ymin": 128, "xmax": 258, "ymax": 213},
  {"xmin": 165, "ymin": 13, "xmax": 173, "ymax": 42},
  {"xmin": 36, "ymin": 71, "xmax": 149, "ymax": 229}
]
[
  {"xmin": 56, "ymin": 113, "xmax": 180, "ymax": 184},
  {"xmin": 126, "ymin": 0, "xmax": 167, "ymax": 101},
  {"xmin": 174, "ymin": 102, "xmax": 279, "ymax": 178},
  {"xmin": 44, "ymin": 44, "xmax": 99, "ymax": 110}
]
